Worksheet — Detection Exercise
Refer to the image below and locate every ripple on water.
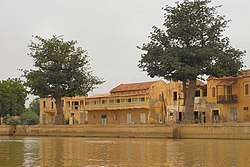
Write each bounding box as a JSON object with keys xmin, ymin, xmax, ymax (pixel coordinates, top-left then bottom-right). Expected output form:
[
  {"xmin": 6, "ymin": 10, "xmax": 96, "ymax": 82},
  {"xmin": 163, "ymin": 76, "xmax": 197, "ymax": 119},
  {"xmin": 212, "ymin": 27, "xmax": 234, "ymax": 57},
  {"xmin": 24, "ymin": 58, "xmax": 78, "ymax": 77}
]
[{"xmin": 0, "ymin": 137, "xmax": 249, "ymax": 167}]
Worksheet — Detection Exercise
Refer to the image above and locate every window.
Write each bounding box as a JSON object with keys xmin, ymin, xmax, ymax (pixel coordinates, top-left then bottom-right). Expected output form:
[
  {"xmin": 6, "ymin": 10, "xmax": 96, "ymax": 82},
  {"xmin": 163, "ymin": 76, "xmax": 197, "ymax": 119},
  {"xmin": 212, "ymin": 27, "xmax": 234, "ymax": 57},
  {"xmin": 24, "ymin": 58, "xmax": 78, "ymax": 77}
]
[
  {"xmin": 140, "ymin": 97, "xmax": 145, "ymax": 102},
  {"xmin": 102, "ymin": 100, "xmax": 107, "ymax": 104},
  {"xmin": 159, "ymin": 94, "xmax": 164, "ymax": 102},
  {"xmin": 109, "ymin": 99, "xmax": 114, "ymax": 103},
  {"xmin": 245, "ymin": 83, "xmax": 249, "ymax": 95},
  {"xmin": 244, "ymin": 107, "xmax": 249, "ymax": 111},
  {"xmin": 227, "ymin": 86, "xmax": 232, "ymax": 95},
  {"xmin": 132, "ymin": 98, "xmax": 138, "ymax": 102},
  {"xmin": 90, "ymin": 101, "xmax": 96, "ymax": 105},
  {"xmin": 116, "ymin": 99, "xmax": 120, "ymax": 103},
  {"xmin": 43, "ymin": 101, "xmax": 46, "ymax": 108},
  {"xmin": 51, "ymin": 102, "xmax": 54, "ymax": 109},
  {"xmin": 212, "ymin": 87, "xmax": 216, "ymax": 98},
  {"xmin": 203, "ymin": 85, "xmax": 207, "ymax": 97},
  {"xmin": 195, "ymin": 90, "xmax": 200, "ymax": 97},
  {"xmin": 127, "ymin": 98, "xmax": 132, "ymax": 102},
  {"xmin": 173, "ymin": 92, "xmax": 178, "ymax": 101},
  {"xmin": 74, "ymin": 101, "xmax": 79, "ymax": 110}
]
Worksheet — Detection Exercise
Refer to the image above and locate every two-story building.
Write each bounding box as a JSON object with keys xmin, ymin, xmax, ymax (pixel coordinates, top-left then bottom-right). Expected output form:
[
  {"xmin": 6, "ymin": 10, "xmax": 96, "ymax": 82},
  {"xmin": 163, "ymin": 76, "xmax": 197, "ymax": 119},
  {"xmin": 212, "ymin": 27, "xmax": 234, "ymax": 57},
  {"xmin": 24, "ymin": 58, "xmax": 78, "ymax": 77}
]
[
  {"xmin": 207, "ymin": 69, "xmax": 250, "ymax": 122},
  {"xmin": 165, "ymin": 80, "xmax": 209, "ymax": 123},
  {"xmin": 85, "ymin": 80, "xmax": 168, "ymax": 125},
  {"xmin": 39, "ymin": 79, "xmax": 209, "ymax": 125},
  {"xmin": 40, "ymin": 96, "xmax": 86, "ymax": 125}
]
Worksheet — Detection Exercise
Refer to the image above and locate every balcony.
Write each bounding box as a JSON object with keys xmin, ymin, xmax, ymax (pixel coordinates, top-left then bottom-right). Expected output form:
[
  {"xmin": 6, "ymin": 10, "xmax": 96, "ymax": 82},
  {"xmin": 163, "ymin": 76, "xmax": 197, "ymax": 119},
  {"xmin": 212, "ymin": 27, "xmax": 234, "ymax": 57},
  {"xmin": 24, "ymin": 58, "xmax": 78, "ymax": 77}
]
[
  {"xmin": 217, "ymin": 94, "xmax": 237, "ymax": 104},
  {"xmin": 86, "ymin": 101, "xmax": 150, "ymax": 110},
  {"xmin": 44, "ymin": 107, "xmax": 56, "ymax": 113}
]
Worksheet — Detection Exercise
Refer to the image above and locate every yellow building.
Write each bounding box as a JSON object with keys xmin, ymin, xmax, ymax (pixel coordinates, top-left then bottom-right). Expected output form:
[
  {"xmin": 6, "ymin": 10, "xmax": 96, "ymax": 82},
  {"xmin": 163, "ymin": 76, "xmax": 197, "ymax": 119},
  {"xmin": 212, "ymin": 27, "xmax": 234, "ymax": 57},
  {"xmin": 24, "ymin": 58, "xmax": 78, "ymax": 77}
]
[
  {"xmin": 207, "ymin": 69, "xmax": 250, "ymax": 123},
  {"xmin": 85, "ymin": 80, "xmax": 168, "ymax": 125},
  {"xmin": 165, "ymin": 80, "xmax": 208, "ymax": 123},
  {"xmin": 40, "ymin": 96, "xmax": 86, "ymax": 125},
  {"xmin": 40, "ymin": 80, "xmax": 211, "ymax": 125}
]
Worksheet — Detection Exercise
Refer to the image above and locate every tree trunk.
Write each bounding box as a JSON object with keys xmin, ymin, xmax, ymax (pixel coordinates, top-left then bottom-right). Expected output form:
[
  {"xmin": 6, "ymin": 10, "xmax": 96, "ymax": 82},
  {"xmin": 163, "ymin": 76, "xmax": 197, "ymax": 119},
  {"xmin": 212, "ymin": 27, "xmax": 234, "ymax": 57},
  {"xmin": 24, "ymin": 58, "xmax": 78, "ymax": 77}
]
[
  {"xmin": 54, "ymin": 97, "xmax": 65, "ymax": 125},
  {"xmin": 184, "ymin": 79, "xmax": 196, "ymax": 123},
  {"xmin": 182, "ymin": 81, "xmax": 187, "ymax": 105}
]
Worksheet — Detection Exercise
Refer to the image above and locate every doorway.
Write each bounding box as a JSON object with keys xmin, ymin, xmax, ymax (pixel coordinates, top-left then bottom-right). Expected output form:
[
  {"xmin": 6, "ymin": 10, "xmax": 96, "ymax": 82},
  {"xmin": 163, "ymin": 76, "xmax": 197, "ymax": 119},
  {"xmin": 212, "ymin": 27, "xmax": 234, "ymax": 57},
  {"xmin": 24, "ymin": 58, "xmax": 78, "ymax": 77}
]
[
  {"xmin": 178, "ymin": 112, "xmax": 182, "ymax": 122},
  {"xmin": 230, "ymin": 107, "xmax": 237, "ymax": 122},
  {"xmin": 80, "ymin": 112, "xmax": 84, "ymax": 124},
  {"xmin": 140, "ymin": 113, "xmax": 146, "ymax": 123},
  {"xmin": 194, "ymin": 111, "xmax": 199, "ymax": 123},
  {"xmin": 42, "ymin": 114, "xmax": 46, "ymax": 125},
  {"xmin": 101, "ymin": 115, "xmax": 107, "ymax": 125},
  {"xmin": 202, "ymin": 112, "xmax": 206, "ymax": 123},
  {"xmin": 212, "ymin": 110, "xmax": 220, "ymax": 123},
  {"xmin": 127, "ymin": 114, "xmax": 132, "ymax": 124}
]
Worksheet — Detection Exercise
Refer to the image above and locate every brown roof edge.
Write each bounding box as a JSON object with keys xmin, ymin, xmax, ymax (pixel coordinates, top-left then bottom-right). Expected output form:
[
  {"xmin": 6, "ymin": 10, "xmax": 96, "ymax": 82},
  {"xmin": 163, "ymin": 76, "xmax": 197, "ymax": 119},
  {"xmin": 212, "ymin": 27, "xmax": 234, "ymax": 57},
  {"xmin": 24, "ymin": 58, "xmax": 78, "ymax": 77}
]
[
  {"xmin": 217, "ymin": 80, "xmax": 237, "ymax": 86},
  {"xmin": 86, "ymin": 93, "xmax": 110, "ymax": 99},
  {"xmin": 109, "ymin": 80, "xmax": 162, "ymax": 93},
  {"xmin": 86, "ymin": 92, "xmax": 149, "ymax": 99},
  {"xmin": 207, "ymin": 69, "xmax": 250, "ymax": 81}
]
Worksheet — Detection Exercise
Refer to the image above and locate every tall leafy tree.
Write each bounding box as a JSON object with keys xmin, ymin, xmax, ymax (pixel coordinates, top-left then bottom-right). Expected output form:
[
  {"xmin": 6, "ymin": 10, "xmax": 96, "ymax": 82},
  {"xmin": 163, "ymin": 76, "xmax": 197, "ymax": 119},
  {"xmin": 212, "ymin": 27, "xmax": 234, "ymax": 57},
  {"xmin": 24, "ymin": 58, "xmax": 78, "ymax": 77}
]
[
  {"xmin": 138, "ymin": 0, "xmax": 245, "ymax": 122},
  {"xmin": 28, "ymin": 97, "xmax": 40, "ymax": 115},
  {"xmin": 23, "ymin": 35, "xmax": 104, "ymax": 125},
  {"xmin": 0, "ymin": 78, "xmax": 27, "ymax": 124}
]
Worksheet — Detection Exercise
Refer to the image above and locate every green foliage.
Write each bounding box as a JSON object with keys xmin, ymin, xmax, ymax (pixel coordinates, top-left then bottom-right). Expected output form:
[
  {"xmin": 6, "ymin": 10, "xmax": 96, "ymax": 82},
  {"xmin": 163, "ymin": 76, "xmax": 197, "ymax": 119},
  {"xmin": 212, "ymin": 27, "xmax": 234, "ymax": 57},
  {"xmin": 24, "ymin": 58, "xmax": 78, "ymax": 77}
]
[
  {"xmin": 3, "ymin": 114, "xmax": 21, "ymax": 126},
  {"xmin": 23, "ymin": 35, "xmax": 104, "ymax": 99},
  {"xmin": 23, "ymin": 35, "xmax": 104, "ymax": 124},
  {"xmin": 138, "ymin": 0, "xmax": 245, "ymax": 81},
  {"xmin": 20, "ymin": 109, "xmax": 39, "ymax": 125},
  {"xmin": 28, "ymin": 97, "xmax": 40, "ymax": 115},
  {"xmin": 0, "ymin": 78, "xmax": 27, "ymax": 119},
  {"xmin": 138, "ymin": 0, "xmax": 245, "ymax": 123}
]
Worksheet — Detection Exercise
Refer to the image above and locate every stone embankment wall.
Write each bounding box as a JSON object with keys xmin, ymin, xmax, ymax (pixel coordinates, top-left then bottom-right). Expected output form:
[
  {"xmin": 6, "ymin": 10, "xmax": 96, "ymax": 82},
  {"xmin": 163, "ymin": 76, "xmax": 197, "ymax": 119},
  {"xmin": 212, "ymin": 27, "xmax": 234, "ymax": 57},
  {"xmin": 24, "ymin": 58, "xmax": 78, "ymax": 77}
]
[
  {"xmin": 14, "ymin": 125, "xmax": 173, "ymax": 138},
  {"xmin": 0, "ymin": 125, "xmax": 12, "ymax": 135},
  {"xmin": 173, "ymin": 123, "xmax": 250, "ymax": 140},
  {"xmin": 2, "ymin": 123, "xmax": 250, "ymax": 139}
]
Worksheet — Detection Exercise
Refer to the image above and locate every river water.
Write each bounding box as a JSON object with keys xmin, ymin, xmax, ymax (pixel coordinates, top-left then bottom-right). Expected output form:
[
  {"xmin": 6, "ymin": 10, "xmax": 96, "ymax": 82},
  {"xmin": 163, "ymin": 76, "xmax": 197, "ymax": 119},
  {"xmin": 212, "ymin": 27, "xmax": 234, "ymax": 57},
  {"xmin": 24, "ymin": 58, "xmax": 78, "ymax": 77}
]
[{"xmin": 0, "ymin": 136, "xmax": 249, "ymax": 167}]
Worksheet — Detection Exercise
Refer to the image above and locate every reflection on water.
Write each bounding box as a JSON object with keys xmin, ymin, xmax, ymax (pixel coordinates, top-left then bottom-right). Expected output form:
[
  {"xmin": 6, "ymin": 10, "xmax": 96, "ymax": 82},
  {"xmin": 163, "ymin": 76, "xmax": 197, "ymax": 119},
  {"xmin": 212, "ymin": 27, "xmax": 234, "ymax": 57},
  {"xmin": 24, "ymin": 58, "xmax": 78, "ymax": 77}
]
[{"xmin": 0, "ymin": 136, "xmax": 249, "ymax": 167}]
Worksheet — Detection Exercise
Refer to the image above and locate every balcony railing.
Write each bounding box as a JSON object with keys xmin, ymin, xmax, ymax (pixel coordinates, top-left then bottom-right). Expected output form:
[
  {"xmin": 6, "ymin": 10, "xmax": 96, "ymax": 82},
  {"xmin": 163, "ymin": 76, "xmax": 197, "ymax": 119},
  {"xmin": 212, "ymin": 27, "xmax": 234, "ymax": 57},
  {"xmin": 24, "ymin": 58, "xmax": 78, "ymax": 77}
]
[
  {"xmin": 86, "ymin": 101, "xmax": 150, "ymax": 110},
  {"xmin": 217, "ymin": 94, "xmax": 237, "ymax": 104},
  {"xmin": 44, "ymin": 107, "xmax": 56, "ymax": 113}
]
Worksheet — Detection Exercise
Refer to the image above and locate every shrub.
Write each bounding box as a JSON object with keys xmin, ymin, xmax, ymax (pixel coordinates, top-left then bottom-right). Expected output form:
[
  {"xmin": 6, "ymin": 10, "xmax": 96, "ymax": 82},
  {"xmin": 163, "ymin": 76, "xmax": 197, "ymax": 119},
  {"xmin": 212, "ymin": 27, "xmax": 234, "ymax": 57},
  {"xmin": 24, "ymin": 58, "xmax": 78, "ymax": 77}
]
[
  {"xmin": 3, "ymin": 114, "xmax": 21, "ymax": 126},
  {"xmin": 20, "ymin": 109, "xmax": 39, "ymax": 125}
]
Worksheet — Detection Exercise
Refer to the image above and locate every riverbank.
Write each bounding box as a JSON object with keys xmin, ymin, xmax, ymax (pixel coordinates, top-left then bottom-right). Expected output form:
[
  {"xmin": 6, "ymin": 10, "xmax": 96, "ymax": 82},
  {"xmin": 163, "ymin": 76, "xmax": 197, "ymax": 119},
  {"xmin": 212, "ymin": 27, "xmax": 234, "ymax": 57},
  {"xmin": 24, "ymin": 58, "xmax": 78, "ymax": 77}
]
[{"xmin": 2, "ymin": 123, "xmax": 250, "ymax": 139}]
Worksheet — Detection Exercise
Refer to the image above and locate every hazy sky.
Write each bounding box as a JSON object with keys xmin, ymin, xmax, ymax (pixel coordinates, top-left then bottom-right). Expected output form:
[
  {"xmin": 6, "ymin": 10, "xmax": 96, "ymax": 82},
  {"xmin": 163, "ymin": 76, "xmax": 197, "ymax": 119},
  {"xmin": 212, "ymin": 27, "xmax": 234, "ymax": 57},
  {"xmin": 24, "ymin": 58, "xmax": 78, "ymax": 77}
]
[{"xmin": 0, "ymin": 0, "xmax": 250, "ymax": 102}]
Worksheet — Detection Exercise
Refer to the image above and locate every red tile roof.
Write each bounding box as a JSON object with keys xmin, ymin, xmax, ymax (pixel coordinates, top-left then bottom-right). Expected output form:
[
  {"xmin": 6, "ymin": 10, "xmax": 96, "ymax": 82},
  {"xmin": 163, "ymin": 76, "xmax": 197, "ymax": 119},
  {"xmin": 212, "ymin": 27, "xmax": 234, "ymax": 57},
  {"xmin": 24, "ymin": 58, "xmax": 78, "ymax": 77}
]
[{"xmin": 110, "ymin": 81, "xmax": 158, "ymax": 93}]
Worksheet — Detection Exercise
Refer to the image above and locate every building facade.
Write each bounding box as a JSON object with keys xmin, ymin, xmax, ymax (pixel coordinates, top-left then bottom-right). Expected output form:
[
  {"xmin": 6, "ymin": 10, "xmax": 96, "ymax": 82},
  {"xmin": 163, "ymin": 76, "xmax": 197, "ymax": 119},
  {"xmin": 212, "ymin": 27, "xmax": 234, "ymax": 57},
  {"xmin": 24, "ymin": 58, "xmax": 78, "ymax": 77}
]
[
  {"xmin": 40, "ymin": 96, "xmax": 86, "ymax": 125},
  {"xmin": 39, "ymin": 80, "xmax": 210, "ymax": 125},
  {"xmin": 39, "ymin": 70, "xmax": 250, "ymax": 125},
  {"xmin": 207, "ymin": 70, "xmax": 250, "ymax": 122},
  {"xmin": 85, "ymin": 80, "xmax": 168, "ymax": 125},
  {"xmin": 165, "ymin": 80, "xmax": 209, "ymax": 123}
]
